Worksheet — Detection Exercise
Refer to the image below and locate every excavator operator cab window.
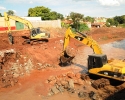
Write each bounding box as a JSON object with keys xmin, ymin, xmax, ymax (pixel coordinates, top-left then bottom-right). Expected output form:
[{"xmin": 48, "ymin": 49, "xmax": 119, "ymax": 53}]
[
  {"xmin": 31, "ymin": 29, "xmax": 37, "ymax": 37},
  {"xmin": 88, "ymin": 54, "xmax": 107, "ymax": 69},
  {"xmin": 36, "ymin": 28, "xmax": 40, "ymax": 33}
]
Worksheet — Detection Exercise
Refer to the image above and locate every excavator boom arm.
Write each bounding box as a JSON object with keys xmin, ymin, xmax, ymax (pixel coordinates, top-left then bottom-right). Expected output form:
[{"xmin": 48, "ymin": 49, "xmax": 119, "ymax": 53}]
[
  {"xmin": 4, "ymin": 12, "xmax": 33, "ymax": 30},
  {"xmin": 63, "ymin": 27, "xmax": 102, "ymax": 54},
  {"xmin": 60, "ymin": 27, "xmax": 103, "ymax": 65}
]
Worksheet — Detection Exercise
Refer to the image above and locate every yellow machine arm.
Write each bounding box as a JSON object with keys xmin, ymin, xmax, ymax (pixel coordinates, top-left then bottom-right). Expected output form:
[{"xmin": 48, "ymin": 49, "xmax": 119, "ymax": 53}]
[
  {"xmin": 4, "ymin": 12, "xmax": 33, "ymax": 30},
  {"xmin": 59, "ymin": 27, "xmax": 102, "ymax": 65},
  {"xmin": 63, "ymin": 27, "xmax": 102, "ymax": 54}
]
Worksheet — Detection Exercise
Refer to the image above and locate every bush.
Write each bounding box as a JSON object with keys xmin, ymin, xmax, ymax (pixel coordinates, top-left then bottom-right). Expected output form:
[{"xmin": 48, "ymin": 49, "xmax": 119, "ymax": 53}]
[
  {"xmin": 106, "ymin": 22, "xmax": 110, "ymax": 27},
  {"xmin": 118, "ymin": 24, "xmax": 125, "ymax": 28},
  {"xmin": 79, "ymin": 23, "xmax": 90, "ymax": 32},
  {"xmin": 61, "ymin": 22, "xmax": 70, "ymax": 28}
]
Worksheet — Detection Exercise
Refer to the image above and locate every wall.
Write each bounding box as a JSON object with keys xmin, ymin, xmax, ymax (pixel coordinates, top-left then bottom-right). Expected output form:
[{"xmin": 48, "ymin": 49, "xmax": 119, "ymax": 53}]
[
  {"xmin": 0, "ymin": 17, "xmax": 16, "ymax": 31},
  {"xmin": 0, "ymin": 17, "xmax": 62, "ymax": 31},
  {"xmin": 24, "ymin": 20, "xmax": 61, "ymax": 29},
  {"xmin": 21, "ymin": 17, "xmax": 41, "ymax": 21}
]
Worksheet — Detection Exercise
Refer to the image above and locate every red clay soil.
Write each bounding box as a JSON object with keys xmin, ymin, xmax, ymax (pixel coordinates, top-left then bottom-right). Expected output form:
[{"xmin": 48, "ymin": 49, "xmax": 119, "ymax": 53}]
[{"xmin": 0, "ymin": 27, "xmax": 125, "ymax": 100}]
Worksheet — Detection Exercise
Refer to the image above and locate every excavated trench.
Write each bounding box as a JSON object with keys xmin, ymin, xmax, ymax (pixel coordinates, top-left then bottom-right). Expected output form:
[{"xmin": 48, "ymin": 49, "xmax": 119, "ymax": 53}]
[
  {"xmin": 0, "ymin": 28, "xmax": 125, "ymax": 100},
  {"xmin": 0, "ymin": 40, "xmax": 125, "ymax": 100}
]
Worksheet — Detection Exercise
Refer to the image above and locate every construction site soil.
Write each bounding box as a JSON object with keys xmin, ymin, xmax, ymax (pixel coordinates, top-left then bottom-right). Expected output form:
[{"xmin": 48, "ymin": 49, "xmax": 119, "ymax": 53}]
[{"xmin": 0, "ymin": 27, "xmax": 125, "ymax": 100}]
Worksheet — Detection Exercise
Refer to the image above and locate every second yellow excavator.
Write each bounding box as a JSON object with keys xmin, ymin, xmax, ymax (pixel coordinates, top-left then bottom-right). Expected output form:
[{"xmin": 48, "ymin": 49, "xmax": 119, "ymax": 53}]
[
  {"xmin": 59, "ymin": 27, "xmax": 125, "ymax": 82},
  {"xmin": 4, "ymin": 12, "xmax": 50, "ymax": 44}
]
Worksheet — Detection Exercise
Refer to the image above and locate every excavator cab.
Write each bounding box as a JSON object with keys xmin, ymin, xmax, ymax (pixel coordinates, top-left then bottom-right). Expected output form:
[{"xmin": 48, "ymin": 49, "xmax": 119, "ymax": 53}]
[
  {"xmin": 88, "ymin": 54, "xmax": 108, "ymax": 70},
  {"xmin": 31, "ymin": 28, "xmax": 50, "ymax": 39}
]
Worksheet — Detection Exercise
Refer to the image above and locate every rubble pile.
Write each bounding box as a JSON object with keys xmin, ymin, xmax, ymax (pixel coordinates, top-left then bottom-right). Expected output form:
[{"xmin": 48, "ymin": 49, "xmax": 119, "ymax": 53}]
[
  {"xmin": 47, "ymin": 72, "xmax": 83, "ymax": 95},
  {"xmin": 0, "ymin": 49, "xmax": 34, "ymax": 88},
  {"xmin": 0, "ymin": 49, "xmax": 57, "ymax": 88},
  {"xmin": 35, "ymin": 63, "xmax": 57, "ymax": 70},
  {"xmin": 46, "ymin": 72, "xmax": 101, "ymax": 100}
]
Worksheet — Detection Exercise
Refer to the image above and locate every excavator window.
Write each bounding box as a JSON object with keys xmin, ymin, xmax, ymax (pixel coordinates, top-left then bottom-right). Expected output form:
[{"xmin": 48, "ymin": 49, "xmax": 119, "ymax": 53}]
[
  {"xmin": 88, "ymin": 54, "xmax": 107, "ymax": 69},
  {"xmin": 36, "ymin": 28, "xmax": 40, "ymax": 33},
  {"xmin": 31, "ymin": 29, "xmax": 37, "ymax": 37}
]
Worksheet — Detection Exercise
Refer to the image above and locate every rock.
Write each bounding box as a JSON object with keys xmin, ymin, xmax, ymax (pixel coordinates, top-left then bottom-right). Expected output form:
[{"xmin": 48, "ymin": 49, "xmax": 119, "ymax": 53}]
[
  {"xmin": 60, "ymin": 80, "xmax": 68, "ymax": 86},
  {"xmin": 64, "ymin": 83, "xmax": 69, "ymax": 89},
  {"xmin": 56, "ymin": 80, "xmax": 62, "ymax": 86},
  {"xmin": 75, "ymin": 79, "xmax": 84, "ymax": 85},
  {"xmin": 68, "ymin": 79, "xmax": 74, "ymax": 89},
  {"xmin": 10, "ymin": 81, "xmax": 15, "ymax": 86},
  {"xmin": 48, "ymin": 90, "xmax": 54, "ymax": 96},
  {"xmin": 57, "ymin": 85, "xmax": 65, "ymax": 93},
  {"xmin": 51, "ymin": 86, "xmax": 60, "ymax": 94},
  {"xmin": 0, "ymin": 56, "xmax": 3, "ymax": 62},
  {"xmin": 89, "ymin": 91, "xmax": 100, "ymax": 100},
  {"xmin": 48, "ymin": 76, "xmax": 56, "ymax": 82},
  {"xmin": 59, "ymin": 39, "xmax": 63, "ymax": 44},
  {"xmin": 49, "ymin": 79, "xmax": 57, "ymax": 85},
  {"xmin": 78, "ymin": 91, "xmax": 88, "ymax": 98},
  {"xmin": 67, "ymin": 88, "xmax": 75, "ymax": 93},
  {"xmin": 67, "ymin": 73, "xmax": 75, "ymax": 79},
  {"xmin": 13, "ymin": 73, "xmax": 19, "ymax": 78},
  {"xmin": 75, "ymin": 73, "xmax": 81, "ymax": 79}
]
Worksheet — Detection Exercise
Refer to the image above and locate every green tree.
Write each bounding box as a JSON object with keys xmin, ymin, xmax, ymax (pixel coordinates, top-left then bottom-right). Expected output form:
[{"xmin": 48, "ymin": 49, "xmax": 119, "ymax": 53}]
[
  {"xmin": 106, "ymin": 18, "xmax": 119, "ymax": 27},
  {"xmin": 79, "ymin": 23, "xmax": 90, "ymax": 32},
  {"xmin": 28, "ymin": 6, "xmax": 50, "ymax": 20},
  {"xmin": 49, "ymin": 11, "xmax": 58, "ymax": 20},
  {"xmin": 0, "ymin": 13, "xmax": 2, "ymax": 17},
  {"xmin": 114, "ymin": 16, "xmax": 124, "ymax": 24},
  {"xmin": 57, "ymin": 13, "xmax": 64, "ymax": 20},
  {"xmin": 84, "ymin": 16, "xmax": 94, "ymax": 23},
  {"xmin": 114, "ymin": 20, "xmax": 119, "ymax": 27},
  {"xmin": 49, "ymin": 12, "xmax": 64, "ymax": 20},
  {"xmin": 70, "ymin": 12, "xmax": 84, "ymax": 30},
  {"xmin": 7, "ymin": 10, "xmax": 14, "ymax": 15},
  {"xmin": 28, "ymin": 6, "xmax": 64, "ymax": 20},
  {"xmin": 106, "ymin": 18, "xmax": 114, "ymax": 26}
]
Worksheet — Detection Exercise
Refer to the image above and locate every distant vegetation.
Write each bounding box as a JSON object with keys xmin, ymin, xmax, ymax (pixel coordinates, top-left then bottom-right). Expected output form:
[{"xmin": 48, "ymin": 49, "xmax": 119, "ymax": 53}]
[
  {"xmin": 28, "ymin": 6, "xmax": 92, "ymax": 32},
  {"xmin": 0, "ymin": 10, "xmax": 15, "ymax": 16},
  {"xmin": 62, "ymin": 12, "xmax": 90, "ymax": 32},
  {"xmin": 106, "ymin": 15, "xmax": 125, "ymax": 28},
  {"xmin": 0, "ymin": 13, "xmax": 2, "ymax": 17},
  {"xmin": 1, "ymin": 6, "xmax": 125, "ymax": 30},
  {"xmin": 28, "ymin": 6, "xmax": 64, "ymax": 20},
  {"xmin": 7, "ymin": 10, "xmax": 14, "ymax": 15}
]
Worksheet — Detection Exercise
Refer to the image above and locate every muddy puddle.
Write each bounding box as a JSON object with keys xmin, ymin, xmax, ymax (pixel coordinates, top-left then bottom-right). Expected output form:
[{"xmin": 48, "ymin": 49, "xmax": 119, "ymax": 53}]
[{"xmin": 73, "ymin": 40, "xmax": 125, "ymax": 71}]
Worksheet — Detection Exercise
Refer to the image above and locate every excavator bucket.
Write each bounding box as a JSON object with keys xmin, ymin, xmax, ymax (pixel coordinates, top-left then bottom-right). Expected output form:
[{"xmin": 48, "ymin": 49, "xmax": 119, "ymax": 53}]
[
  {"xmin": 59, "ymin": 51, "xmax": 75, "ymax": 66},
  {"xmin": 8, "ymin": 33, "xmax": 14, "ymax": 44}
]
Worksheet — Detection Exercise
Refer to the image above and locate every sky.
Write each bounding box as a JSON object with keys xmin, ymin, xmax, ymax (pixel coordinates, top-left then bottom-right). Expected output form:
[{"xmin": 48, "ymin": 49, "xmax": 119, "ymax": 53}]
[{"xmin": 0, "ymin": 0, "xmax": 125, "ymax": 18}]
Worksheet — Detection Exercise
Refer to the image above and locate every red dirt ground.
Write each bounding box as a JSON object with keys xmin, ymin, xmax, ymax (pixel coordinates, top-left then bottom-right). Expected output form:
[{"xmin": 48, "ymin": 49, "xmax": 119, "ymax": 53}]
[{"xmin": 0, "ymin": 27, "xmax": 125, "ymax": 100}]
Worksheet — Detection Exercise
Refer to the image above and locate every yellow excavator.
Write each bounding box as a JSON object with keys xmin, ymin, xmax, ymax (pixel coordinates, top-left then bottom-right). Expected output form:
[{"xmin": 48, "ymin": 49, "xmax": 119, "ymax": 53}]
[
  {"xmin": 4, "ymin": 12, "xmax": 50, "ymax": 44},
  {"xmin": 59, "ymin": 27, "xmax": 125, "ymax": 81}
]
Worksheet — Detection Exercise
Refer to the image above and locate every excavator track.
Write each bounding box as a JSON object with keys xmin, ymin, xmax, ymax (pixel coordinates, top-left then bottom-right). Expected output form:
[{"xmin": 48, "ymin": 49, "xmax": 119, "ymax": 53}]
[
  {"xmin": 81, "ymin": 74, "xmax": 110, "ymax": 89},
  {"xmin": 91, "ymin": 78, "xmax": 110, "ymax": 89},
  {"xmin": 81, "ymin": 73, "xmax": 124, "ymax": 91},
  {"xmin": 22, "ymin": 38, "xmax": 49, "ymax": 45}
]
